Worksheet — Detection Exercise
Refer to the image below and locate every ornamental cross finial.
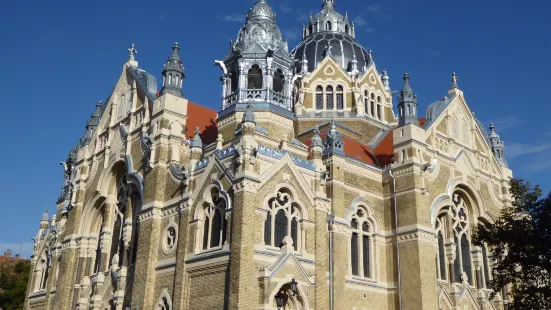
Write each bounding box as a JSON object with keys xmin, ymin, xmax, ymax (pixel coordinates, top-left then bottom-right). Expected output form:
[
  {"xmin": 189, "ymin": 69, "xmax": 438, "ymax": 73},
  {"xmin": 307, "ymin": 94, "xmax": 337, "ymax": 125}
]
[
  {"xmin": 128, "ymin": 43, "xmax": 138, "ymax": 61},
  {"xmin": 451, "ymin": 72, "xmax": 459, "ymax": 89},
  {"xmin": 325, "ymin": 44, "xmax": 333, "ymax": 57}
]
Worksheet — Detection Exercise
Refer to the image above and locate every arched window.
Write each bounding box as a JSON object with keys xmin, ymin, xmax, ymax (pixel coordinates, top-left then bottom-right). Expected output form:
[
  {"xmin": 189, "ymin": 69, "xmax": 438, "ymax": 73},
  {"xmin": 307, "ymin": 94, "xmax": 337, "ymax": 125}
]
[
  {"xmin": 316, "ymin": 86, "xmax": 323, "ymax": 110},
  {"xmin": 40, "ymin": 253, "xmax": 50, "ymax": 290},
  {"xmin": 336, "ymin": 85, "xmax": 344, "ymax": 110},
  {"xmin": 308, "ymin": 23, "xmax": 313, "ymax": 35},
  {"xmin": 326, "ymin": 86, "xmax": 334, "ymax": 110},
  {"xmin": 376, "ymin": 96, "xmax": 382, "ymax": 120},
  {"xmin": 264, "ymin": 188, "xmax": 303, "ymax": 251},
  {"xmin": 345, "ymin": 24, "xmax": 349, "ymax": 34},
  {"xmin": 435, "ymin": 192, "xmax": 475, "ymax": 286},
  {"xmin": 437, "ymin": 232, "xmax": 447, "ymax": 280},
  {"xmin": 482, "ymin": 244, "xmax": 491, "ymax": 288},
  {"xmin": 247, "ymin": 65, "xmax": 263, "ymax": 89},
  {"xmin": 370, "ymin": 93, "xmax": 375, "ymax": 117},
  {"xmin": 273, "ymin": 69, "xmax": 284, "ymax": 93},
  {"xmin": 326, "ymin": 21, "xmax": 332, "ymax": 31},
  {"xmin": 364, "ymin": 90, "xmax": 369, "ymax": 115},
  {"xmin": 230, "ymin": 69, "xmax": 238, "ymax": 93},
  {"xmin": 201, "ymin": 188, "xmax": 227, "ymax": 251},
  {"xmin": 349, "ymin": 207, "xmax": 373, "ymax": 279},
  {"xmin": 93, "ymin": 215, "xmax": 105, "ymax": 274}
]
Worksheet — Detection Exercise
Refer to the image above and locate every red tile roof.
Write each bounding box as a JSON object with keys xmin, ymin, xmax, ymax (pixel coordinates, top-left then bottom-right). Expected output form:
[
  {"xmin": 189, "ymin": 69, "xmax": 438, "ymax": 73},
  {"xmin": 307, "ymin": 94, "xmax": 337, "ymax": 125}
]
[
  {"xmin": 302, "ymin": 132, "xmax": 377, "ymax": 166},
  {"xmin": 186, "ymin": 102, "xmax": 218, "ymax": 144}
]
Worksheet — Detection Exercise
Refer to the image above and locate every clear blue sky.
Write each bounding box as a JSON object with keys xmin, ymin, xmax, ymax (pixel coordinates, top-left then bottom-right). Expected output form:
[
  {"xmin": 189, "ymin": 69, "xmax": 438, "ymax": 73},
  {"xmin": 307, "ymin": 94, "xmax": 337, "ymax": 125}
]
[{"xmin": 1, "ymin": 0, "xmax": 550, "ymax": 258}]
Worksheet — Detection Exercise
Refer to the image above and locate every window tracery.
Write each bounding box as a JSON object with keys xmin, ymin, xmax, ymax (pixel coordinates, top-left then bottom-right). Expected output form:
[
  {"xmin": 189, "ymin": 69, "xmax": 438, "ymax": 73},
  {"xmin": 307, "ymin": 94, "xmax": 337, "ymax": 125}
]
[
  {"xmin": 326, "ymin": 86, "xmax": 334, "ymax": 110},
  {"xmin": 336, "ymin": 85, "xmax": 344, "ymax": 110},
  {"xmin": 273, "ymin": 69, "xmax": 284, "ymax": 93},
  {"xmin": 199, "ymin": 187, "xmax": 228, "ymax": 251},
  {"xmin": 349, "ymin": 208, "xmax": 374, "ymax": 279},
  {"xmin": 162, "ymin": 219, "xmax": 178, "ymax": 255},
  {"xmin": 316, "ymin": 86, "xmax": 323, "ymax": 110},
  {"xmin": 435, "ymin": 192, "xmax": 475, "ymax": 286},
  {"xmin": 263, "ymin": 188, "xmax": 303, "ymax": 251}
]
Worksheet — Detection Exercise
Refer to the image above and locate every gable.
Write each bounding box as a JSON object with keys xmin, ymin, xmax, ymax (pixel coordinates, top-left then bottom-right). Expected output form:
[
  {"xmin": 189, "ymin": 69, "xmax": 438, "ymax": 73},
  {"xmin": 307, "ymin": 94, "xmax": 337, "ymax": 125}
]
[{"xmin": 305, "ymin": 56, "xmax": 351, "ymax": 84}]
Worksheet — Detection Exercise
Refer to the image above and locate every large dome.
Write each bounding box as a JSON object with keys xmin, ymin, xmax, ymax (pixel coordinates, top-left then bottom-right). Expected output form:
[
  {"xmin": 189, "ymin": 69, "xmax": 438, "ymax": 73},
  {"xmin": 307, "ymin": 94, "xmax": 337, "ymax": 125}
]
[
  {"xmin": 292, "ymin": 32, "xmax": 372, "ymax": 73},
  {"xmin": 291, "ymin": 0, "xmax": 372, "ymax": 73}
]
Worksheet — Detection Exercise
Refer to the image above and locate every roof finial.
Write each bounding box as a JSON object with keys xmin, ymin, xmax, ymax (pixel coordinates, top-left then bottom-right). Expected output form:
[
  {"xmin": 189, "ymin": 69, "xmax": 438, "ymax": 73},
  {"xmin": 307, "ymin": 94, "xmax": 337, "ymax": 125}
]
[
  {"xmin": 322, "ymin": 0, "xmax": 335, "ymax": 8},
  {"xmin": 172, "ymin": 42, "xmax": 180, "ymax": 54},
  {"xmin": 128, "ymin": 43, "xmax": 138, "ymax": 61},
  {"xmin": 325, "ymin": 44, "xmax": 333, "ymax": 57},
  {"xmin": 403, "ymin": 72, "xmax": 410, "ymax": 85},
  {"xmin": 451, "ymin": 72, "xmax": 459, "ymax": 89},
  {"xmin": 489, "ymin": 122, "xmax": 496, "ymax": 133}
]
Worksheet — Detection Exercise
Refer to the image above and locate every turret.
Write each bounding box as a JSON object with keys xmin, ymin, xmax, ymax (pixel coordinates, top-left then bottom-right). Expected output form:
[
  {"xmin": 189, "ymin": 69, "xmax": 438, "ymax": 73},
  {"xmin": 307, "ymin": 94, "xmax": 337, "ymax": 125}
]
[
  {"xmin": 398, "ymin": 73, "xmax": 419, "ymax": 127},
  {"xmin": 216, "ymin": 0, "xmax": 293, "ymax": 111},
  {"xmin": 323, "ymin": 119, "xmax": 345, "ymax": 156},
  {"xmin": 489, "ymin": 123, "xmax": 508, "ymax": 167},
  {"xmin": 161, "ymin": 42, "xmax": 185, "ymax": 97}
]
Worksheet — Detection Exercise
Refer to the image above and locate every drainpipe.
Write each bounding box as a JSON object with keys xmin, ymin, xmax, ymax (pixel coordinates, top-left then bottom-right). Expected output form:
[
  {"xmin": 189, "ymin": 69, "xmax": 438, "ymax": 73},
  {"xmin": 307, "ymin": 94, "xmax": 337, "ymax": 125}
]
[
  {"xmin": 389, "ymin": 169, "xmax": 403, "ymax": 310},
  {"xmin": 328, "ymin": 215, "xmax": 334, "ymax": 310}
]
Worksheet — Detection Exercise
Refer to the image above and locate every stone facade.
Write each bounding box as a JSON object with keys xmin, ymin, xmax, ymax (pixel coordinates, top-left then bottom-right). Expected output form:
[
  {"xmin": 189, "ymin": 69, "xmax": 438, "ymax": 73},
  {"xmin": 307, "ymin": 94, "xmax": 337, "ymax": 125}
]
[{"xmin": 25, "ymin": 1, "xmax": 513, "ymax": 309}]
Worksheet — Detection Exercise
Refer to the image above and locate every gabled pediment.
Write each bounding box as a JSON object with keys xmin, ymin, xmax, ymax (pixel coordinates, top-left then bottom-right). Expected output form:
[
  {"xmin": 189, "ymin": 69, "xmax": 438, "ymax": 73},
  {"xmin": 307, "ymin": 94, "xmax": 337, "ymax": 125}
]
[
  {"xmin": 260, "ymin": 251, "xmax": 314, "ymax": 285},
  {"xmin": 258, "ymin": 152, "xmax": 315, "ymax": 203},
  {"xmin": 305, "ymin": 56, "xmax": 351, "ymax": 82}
]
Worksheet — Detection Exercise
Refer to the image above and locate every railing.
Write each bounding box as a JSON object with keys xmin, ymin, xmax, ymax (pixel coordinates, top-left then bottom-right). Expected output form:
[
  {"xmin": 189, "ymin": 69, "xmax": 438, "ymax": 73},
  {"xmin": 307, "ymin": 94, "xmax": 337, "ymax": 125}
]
[{"xmin": 223, "ymin": 89, "xmax": 291, "ymax": 111}]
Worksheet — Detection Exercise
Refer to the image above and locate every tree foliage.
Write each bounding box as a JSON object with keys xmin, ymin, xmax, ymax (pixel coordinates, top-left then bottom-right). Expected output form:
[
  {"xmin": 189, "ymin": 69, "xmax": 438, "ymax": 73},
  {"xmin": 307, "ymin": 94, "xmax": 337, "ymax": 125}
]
[
  {"xmin": 0, "ymin": 259, "xmax": 31, "ymax": 310},
  {"xmin": 473, "ymin": 178, "xmax": 551, "ymax": 309}
]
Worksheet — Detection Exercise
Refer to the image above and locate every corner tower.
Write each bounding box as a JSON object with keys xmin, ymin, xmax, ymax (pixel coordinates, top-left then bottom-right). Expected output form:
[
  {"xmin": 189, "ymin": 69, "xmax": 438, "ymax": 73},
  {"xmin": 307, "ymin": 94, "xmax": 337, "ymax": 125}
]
[{"xmin": 215, "ymin": 0, "xmax": 295, "ymax": 143}]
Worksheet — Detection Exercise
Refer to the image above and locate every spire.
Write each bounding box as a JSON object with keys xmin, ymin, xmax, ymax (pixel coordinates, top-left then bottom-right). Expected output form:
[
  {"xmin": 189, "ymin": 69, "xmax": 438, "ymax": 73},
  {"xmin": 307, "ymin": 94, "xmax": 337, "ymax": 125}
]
[
  {"xmin": 382, "ymin": 69, "xmax": 390, "ymax": 91},
  {"xmin": 128, "ymin": 43, "xmax": 138, "ymax": 61},
  {"xmin": 488, "ymin": 123, "xmax": 507, "ymax": 167},
  {"xmin": 82, "ymin": 100, "xmax": 103, "ymax": 145},
  {"xmin": 450, "ymin": 72, "xmax": 459, "ymax": 89},
  {"xmin": 161, "ymin": 42, "xmax": 185, "ymax": 98},
  {"xmin": 311, "ymin": 126, "xmax": 323, "ymax": 147},
  {"xmin": 242, "ymin": 103, "xmax": 256, "ymax": 124},
  {"xmin": 323, "ymin": 119, "xmax": 345, "ymax": 156},
  {"xmin": 398, "ymin": 73, "xmax": 419, "ymax": 127},
  {"xmin": 301, "ymin": 48, "xmax": 309, "ymax": 74},
  {"xmin": 190, "ymin": 127, "xmax": 203, "ymax": 149},
  {"xmin": 41, "ymin": 207, "xmax": 49, "ymax": 223}
]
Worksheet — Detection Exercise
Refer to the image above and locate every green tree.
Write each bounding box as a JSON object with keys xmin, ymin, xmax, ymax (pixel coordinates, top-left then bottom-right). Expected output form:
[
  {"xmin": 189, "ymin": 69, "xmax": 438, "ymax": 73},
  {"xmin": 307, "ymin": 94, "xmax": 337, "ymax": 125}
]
[
  {"xmin": 473, "ymin": 178, "xmax": 551, "ymax": 309},
  {"xmin": 0, "ymin": 259, "xmax": 31, "ymax": 310}
]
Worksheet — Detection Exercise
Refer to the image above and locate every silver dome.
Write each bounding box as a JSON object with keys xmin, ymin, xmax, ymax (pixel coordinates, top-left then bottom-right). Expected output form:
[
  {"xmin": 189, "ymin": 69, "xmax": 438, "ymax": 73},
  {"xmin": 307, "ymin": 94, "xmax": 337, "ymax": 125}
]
[
  {"xmin": 292, "ymin": 32, "xmax": 372, "ymax": 73},
  {"xmin": 291, "ymin": 0, "xmax": 372, "ymax": 73}
]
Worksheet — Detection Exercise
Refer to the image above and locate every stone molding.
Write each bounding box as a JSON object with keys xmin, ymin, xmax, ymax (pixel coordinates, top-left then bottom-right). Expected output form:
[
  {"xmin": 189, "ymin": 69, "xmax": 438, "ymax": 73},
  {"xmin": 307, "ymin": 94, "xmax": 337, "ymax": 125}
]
[{"xmin": 396, "ymin": 229, "xmax": 437, "ymax": 246}]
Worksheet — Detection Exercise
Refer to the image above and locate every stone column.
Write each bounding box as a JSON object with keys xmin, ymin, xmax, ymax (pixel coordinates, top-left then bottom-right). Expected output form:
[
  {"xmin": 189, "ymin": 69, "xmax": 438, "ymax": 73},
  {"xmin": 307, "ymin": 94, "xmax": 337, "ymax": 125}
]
[{"xmin": 445, "ymin": 241, "xmax": 457, "ymax": 284}]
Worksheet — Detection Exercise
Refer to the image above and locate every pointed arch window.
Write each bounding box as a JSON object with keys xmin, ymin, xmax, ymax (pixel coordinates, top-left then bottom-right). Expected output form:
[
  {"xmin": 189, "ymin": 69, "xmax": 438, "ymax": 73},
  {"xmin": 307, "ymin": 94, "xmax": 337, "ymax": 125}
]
[
  {"xmin": 326, "ymin": 86, "xmax": 334, "ymax": 110},
  {"xmin": 364, "ymin": 90, "xmax": 369, "ymax": 115},
  {"xmin": 345, "ymin": 24, "xmax": 350, "ymax": 34},
  {"xmin": 247, "ymin": 65, "xmax": 263, "ymax": 89},
  {"xmin": 316, "ymin": 86, "xmax": 323, "ymax": 110},
  {"xmin": 376, "ymin": 96, "xmax": 382, "ymax": 120},
  {"xmin": 263, "ymin": 188, "xmax": 303, "ymax": 251},
  {"xmin": 336, "ymin": 85, "xmax": 344, "ymax": 110},
  {"xmin": 230, "ymin": 69, "xmax": 238, "ymax": 93},
  {"xmin": 326, "ymin": 21, "xmax": 332, "ymax": 31},
  {"xmin": 201, "ymin": 188, "xmax": 228, "ymax": 251},
  {"xmin": 370, "ymin": 93, "xmax": 375, "ymax": 117},
  {"xmin": 435, "ymin": 192, "xmax": 475, "ymax": 286},
  {"xmin": 273, "ymin": 69, "xmax": 284, "ymax": 93},
  {"xmin": 349, "ymin": 207, "xmax": 374, "ymax": 279}
]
